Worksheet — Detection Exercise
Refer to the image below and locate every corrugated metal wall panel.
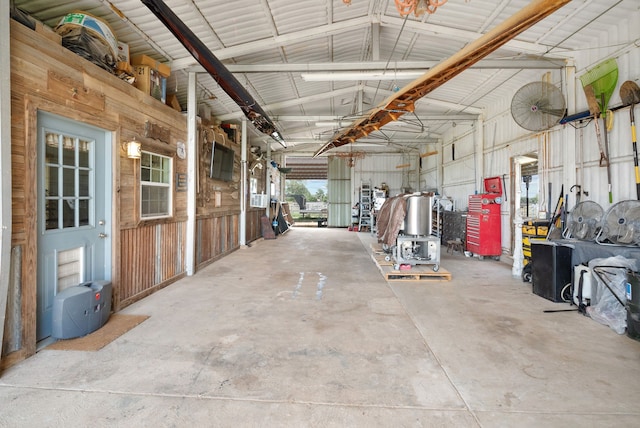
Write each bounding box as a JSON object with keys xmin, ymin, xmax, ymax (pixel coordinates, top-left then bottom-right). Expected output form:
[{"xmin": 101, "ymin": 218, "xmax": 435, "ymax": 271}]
[
  {"xmin": 327, "ymin": 156, "xmax": 350, "ymax": 227},
  {"xmin": 418, "ymin": 143, "xmax": 441, "ymax": 192},
  {"xmin": 352, "ymin": 153, "xmax": 417, "ymax": 199},
  {"xmin": 433, "ymin": 50, "xmax": 640, "ymax": 254}
]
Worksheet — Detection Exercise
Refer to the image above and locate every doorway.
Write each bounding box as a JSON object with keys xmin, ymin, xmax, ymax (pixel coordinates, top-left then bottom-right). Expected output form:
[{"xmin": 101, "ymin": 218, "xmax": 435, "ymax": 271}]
[
  {"xmin": 36, "ymin": 112, "xmax": 112, "ymax": 342},
  {"xmin": 517, "ymin": 152, "xmax": 539, "ymax": 220}
]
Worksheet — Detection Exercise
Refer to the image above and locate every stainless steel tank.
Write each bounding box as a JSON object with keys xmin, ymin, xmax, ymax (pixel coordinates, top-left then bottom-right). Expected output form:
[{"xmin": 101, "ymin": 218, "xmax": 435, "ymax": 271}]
[{"xmin": 402, "ymin": 194, "xmax": 433, "ymax": 236}]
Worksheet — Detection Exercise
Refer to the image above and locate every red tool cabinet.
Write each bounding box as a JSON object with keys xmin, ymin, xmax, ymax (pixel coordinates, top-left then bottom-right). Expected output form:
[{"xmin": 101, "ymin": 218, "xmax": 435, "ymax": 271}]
[{"xmin": 466, "ymin": 177, "xmax": 503, "ymax": 259}]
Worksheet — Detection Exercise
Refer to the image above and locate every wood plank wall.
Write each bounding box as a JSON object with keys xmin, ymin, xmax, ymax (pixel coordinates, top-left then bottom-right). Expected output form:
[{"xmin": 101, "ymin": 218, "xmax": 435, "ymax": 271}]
[
  {"xmin": 246, "ymin": 209, "xmax": 263, "ymax": 242},
  {"xmin": 196, "ymin": 214, "xmax": 237, "ymax": 268},
  {"xmin": 118, "ymin": 221, "xmax": 186, "ymax": 309},
  {"xmin": 3, "ymin": 19, "xmax": 264, "ymax": 367},
  {"xmin": 4, "ymin": 20, "xmax": 196, "ymax": 365}
]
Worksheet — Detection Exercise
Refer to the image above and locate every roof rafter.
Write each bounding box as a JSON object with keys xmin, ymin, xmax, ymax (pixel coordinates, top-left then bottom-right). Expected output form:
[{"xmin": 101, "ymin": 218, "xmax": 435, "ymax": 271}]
[
  {"xmin": 170, "ymin": 13, "xmax": 568, "ymax": 73},
  {"xmin": 171, "ymin": 16, "xmax": 372, "ymax": 70},
  {"xmin": 314, "ymin": 0, "xmax": 571, "ymax": 156},
  {"xmin": 223, "ymin": 58, "xmax": 565, "ymax": 73}
]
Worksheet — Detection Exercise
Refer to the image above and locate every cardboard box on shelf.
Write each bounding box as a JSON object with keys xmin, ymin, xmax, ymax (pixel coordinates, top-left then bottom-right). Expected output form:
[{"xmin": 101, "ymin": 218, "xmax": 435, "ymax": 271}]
[
  {"xmin": 166, "ymin": 94, "xmax": 182, "ymax": 112},
  {"xmin": 117, "ymin": 42, "xmax": 130, "ymax": 63},
  {"xmin": 115, "ymin": 61, "xmax": 135, "ymax": 85},
  {"xmin": 133, "ymin": 65, "xmax": 166, "ymax": 103},
  {"xmin": 130, "ymin": 54, "xmax": 171, "ymax": 77},
  {"xmin": 116, "ymin": 61, "xmax": 133, "ymax": 75}
]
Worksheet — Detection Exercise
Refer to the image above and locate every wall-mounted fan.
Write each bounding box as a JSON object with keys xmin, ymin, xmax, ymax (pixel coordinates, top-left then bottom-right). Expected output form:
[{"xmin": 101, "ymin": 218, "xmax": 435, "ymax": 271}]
[
  {"xmin": 563, "ymin": 201, "xmax": 603, "ymax": 241},
  {"xmin": 596, "ymin": 200, "xmax": 640, "ymax": 245},
  {"xmin": 511, "ymin": 82, "xmax": 566, "ymax": 131}
]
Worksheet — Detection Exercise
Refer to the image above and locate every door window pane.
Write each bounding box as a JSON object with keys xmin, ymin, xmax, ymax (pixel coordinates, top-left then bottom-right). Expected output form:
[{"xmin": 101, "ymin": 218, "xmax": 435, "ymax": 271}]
[
  {"xmin": 45, "ymin": 133, "xmax": 59, "ymax": 163},
  {"xmin": 62, "ymin": 137, "xmax": 76, "ymax": 166},
  {"xmin": 79, "ymin": 169, "xmax": 89, "ymax": 197},
  {"xmin": 79, "ymin": 139, "xmax": 90, "ymax": 167},
  {"xmin": 79, "ymin": 199, "xmax": 90, "ymax": 226},
  {"xmin": 45, "ymin": 200, "xmax": 59, "ymax": 230},
  {"xmin": 46, "ymin": 166, "xmax": 59, "ymax": 197},
  {"xmin": 63, "ymin": 200, "xmax": 75, "ymax": 228},
  {"xmin": 63, "ymin": 168, "xmax": 75, "ymax": 197}
]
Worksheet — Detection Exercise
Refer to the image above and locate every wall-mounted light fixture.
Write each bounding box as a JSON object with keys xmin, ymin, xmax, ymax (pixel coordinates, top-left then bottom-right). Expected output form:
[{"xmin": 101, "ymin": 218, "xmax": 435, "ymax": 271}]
[{"xmin": 123, "ymin": 140, "xmax": 141, "ymax": 159}]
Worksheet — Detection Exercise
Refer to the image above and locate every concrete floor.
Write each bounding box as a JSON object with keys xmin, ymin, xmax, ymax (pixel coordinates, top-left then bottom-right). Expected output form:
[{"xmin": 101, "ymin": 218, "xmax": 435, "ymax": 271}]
[{"xmin": 1, "ymin": 227, "xmax": 639, "ymax": 427}]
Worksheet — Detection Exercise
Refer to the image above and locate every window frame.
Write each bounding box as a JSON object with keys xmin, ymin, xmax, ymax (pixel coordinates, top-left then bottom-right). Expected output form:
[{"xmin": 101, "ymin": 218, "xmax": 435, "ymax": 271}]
[{"xmin": 140, "ymin": 150, "xmax": 173, "ymax": 219}]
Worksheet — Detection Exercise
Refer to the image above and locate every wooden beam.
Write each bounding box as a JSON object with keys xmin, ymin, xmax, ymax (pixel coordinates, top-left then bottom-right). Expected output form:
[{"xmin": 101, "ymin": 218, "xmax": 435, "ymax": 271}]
[
  {"xmin": 314, "ymin": 0, "xmax": 571, "ymax": 157},
  {"xmin": 420, "ymin": 150, "xmax": 439, "ymax": 158}
]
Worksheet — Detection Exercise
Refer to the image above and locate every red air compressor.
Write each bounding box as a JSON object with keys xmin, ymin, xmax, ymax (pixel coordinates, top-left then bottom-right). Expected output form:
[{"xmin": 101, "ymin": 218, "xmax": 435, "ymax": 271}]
[{"xmin": 466, "ymin": 177, "xmax": 503, "ymax": 260}]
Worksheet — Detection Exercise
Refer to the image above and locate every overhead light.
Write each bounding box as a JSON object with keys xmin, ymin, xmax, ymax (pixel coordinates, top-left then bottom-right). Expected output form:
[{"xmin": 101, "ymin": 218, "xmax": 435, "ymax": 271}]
[
  {"xmin": 315, "ymin": 121, "xmax": 354, "ymax": 128},
  {"xmin": 301, "ymin": 71, "xmax": 424, "ymax": 81},
  {"xmin": 270, "ymin": 131, "xmax": 287, "ymax": 148}
]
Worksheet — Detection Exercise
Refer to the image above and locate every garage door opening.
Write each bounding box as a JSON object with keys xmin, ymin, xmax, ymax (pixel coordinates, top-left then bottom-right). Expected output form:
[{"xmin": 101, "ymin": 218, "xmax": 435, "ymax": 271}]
[{"xmin": 284, "ymin": 157, "xmax": 328, "ymax": 225}]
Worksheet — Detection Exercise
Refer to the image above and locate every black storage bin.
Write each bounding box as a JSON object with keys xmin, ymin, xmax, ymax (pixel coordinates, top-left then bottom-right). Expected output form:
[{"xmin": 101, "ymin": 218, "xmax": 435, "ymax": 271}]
[{"xmin": 531, "ymin": 241, "xmax": 573, "ymax": 303}]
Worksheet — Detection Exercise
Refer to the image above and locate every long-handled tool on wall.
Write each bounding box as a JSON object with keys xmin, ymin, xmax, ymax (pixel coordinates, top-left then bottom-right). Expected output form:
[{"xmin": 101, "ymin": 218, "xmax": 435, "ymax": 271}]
[
  {"xmin": 547, "ymin": 184, "xmax": 564, "ymax": 240},
  {"xmin": 583, "ymin": 86, "xmax": 607, "ymax": 167},
  {"xmin": 580, "ymin": 59, "xmax": 619, "ymax": 204},
  {"xmin": 620, "ymin": 80, "xmax": 640, "ymax": 199},
  {"xmin": 601, "ymin": 92, "xmax": 613, "ymax": 204}
]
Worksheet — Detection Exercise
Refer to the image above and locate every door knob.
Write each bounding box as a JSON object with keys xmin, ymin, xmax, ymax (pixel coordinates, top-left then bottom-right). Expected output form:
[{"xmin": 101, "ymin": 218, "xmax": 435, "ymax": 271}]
[{"xmin": 98, "ymin": 233, "xmax": 108, "ymax": 239}]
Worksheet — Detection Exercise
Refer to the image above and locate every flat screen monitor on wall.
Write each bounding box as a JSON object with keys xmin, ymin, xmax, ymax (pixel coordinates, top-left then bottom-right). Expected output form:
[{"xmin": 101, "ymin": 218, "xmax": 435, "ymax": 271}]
[{"xmin": 210, "ymin": 143, "xmax": 235, "ymax": 181}]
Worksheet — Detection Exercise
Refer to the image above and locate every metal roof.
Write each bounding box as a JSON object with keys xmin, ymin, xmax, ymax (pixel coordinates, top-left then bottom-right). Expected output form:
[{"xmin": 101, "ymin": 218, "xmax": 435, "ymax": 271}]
[{"xmin": 11, "ymin": 0, "xmax": 640, "ymax": 156}]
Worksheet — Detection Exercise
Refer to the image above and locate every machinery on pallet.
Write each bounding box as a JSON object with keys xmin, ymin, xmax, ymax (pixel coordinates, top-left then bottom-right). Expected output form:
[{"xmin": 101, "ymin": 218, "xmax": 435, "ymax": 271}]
[{"xmin": 384, "ymin": 193, "xmax": 441, "ymax": 272}]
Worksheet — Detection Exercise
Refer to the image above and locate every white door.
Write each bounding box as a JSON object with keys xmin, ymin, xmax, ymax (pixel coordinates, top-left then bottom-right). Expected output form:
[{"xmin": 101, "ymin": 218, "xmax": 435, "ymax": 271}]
[{"xmin": 36, "ymin": 112, "xmax": 112, "ymax": 341}]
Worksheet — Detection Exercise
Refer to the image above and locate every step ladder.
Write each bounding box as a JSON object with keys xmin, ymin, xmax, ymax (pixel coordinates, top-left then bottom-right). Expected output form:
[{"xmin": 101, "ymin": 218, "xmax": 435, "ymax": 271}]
[{"xmin": 358, "ymin": 182, "xmax": 372, "ymax": 232}]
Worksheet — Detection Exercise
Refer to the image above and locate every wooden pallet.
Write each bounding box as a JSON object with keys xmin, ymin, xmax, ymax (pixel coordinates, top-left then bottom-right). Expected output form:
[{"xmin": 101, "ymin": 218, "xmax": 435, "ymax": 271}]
[
  {"xmin": 370, "ymin": 243, "xmax": 385, "ymax": 255},
  {"xmin": 370, "ymin": 254, "xmax": 452, "ymax": 282},
  {"xmin": 383, "ymin": 267, "xmax": 452, "ymax": 282},
  {"xmin": 371, "ymin": 253, "xmax": 393, "ymax": 266}
]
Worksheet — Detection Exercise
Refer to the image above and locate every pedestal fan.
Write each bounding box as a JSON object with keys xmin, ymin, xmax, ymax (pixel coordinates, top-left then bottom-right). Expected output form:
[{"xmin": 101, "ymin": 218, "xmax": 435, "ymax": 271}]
[
  {"xmin": 563, "ymin": 201, "xmax": 603, "ymax": 241},
  {"xmin": 596, "ymin": 200, "xmax": 640, "ymax": 246}
]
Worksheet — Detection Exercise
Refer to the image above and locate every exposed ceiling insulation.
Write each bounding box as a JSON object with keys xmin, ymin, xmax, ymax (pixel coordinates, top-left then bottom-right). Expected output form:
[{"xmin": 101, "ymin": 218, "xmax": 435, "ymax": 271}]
[
  {"xmin": 11, "ymin": 0, "xmax": 640, "ymax": 157},
  {"xmin": 283, "ymin": 157, "xmax": 329, "ymax": 180}
]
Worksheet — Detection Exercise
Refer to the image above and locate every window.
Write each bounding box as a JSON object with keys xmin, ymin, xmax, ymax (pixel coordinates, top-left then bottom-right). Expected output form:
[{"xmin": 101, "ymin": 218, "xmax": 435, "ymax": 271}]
[
  {"xmin": 141, "ymin": 151, "xmax": 172, "ymax": 218},
  {"xmin": 44, "ymin": 130, "xmax": 93, "ymax": 230}
]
